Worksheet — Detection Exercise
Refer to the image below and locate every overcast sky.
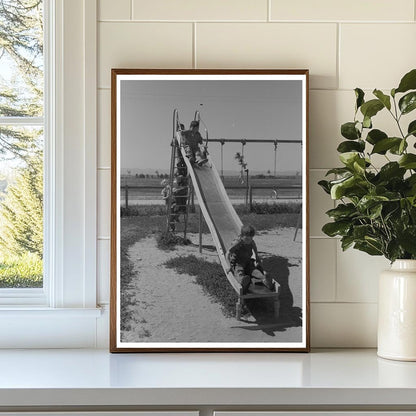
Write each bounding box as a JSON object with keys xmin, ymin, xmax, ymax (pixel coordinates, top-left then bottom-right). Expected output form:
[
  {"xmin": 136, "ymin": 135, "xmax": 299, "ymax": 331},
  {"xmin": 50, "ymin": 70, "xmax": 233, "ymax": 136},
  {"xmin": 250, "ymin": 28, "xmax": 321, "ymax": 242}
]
[{"xmin": 120, "ymin": 78, "xmax": 304, "ymax": 173}]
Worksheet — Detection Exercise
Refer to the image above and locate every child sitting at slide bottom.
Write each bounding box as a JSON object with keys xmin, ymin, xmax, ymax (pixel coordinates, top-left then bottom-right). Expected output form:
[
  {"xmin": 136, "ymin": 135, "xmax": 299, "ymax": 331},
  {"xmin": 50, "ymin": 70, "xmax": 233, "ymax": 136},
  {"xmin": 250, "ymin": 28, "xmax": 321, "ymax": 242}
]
[{"xmin": 227, "ymin": 225, "xmax": 275, "ymax": 295}]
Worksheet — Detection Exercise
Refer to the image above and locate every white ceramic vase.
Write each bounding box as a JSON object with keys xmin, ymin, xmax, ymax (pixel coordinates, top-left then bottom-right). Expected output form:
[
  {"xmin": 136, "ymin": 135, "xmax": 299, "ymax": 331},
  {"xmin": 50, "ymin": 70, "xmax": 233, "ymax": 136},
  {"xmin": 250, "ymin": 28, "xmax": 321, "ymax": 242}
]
[{"xmin": 378, "ymin": 259, "xmax": 416, "ymax": 361}]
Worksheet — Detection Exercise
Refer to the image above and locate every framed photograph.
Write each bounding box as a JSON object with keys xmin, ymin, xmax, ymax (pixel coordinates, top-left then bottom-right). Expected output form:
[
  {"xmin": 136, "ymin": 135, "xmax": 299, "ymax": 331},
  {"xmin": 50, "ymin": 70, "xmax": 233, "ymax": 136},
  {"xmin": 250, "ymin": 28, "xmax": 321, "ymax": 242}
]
[{"xmin": 110, "ymin": 69, "xmax": 310, "ymax": 352}]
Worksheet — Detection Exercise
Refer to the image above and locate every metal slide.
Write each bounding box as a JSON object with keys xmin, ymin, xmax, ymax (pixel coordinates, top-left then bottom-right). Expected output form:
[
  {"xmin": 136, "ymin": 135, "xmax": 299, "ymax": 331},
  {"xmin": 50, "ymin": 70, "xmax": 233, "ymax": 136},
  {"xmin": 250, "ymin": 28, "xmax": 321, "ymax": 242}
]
[
  {"xmin": 176, "ymin": 131, "xmax": 280, "ymax": 319},
  {"xmin": 176, "ymin": 131, "xmax": 243, "ymax": 294},
  {"xmin": 172, "ymin": 106, "xmax": 280, "ymax": 319}
]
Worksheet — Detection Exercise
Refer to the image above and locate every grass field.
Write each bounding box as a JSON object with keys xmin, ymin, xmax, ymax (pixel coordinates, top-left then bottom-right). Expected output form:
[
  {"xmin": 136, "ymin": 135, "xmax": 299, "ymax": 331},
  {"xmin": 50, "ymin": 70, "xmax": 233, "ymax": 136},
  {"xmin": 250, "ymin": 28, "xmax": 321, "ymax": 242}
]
[
  {"xmin": 121, "ymin": 174, "xmax": 301, "ymax": 188},
  {"xmin": 122, "ymin": 201, "xmax": 301, "ymax": 217},
  {"xmin": 0, "ymin": 253, "xmax": 43, "ymax": 288}
]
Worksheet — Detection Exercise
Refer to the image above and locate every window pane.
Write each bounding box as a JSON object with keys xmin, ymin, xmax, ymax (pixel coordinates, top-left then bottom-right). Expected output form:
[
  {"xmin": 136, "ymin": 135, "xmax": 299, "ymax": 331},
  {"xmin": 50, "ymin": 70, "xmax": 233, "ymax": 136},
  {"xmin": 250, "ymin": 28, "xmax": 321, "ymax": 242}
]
[
  {"xmin": 0, "ymin": 0, "xmax": 44, "ymax": 117},
  {"xmin": 0, "ymin": 126, "xmax": 43, "ymax": 288},
  {"xmin": 0, "ymin": 0, "xmax": 44, "ymax": 291}
]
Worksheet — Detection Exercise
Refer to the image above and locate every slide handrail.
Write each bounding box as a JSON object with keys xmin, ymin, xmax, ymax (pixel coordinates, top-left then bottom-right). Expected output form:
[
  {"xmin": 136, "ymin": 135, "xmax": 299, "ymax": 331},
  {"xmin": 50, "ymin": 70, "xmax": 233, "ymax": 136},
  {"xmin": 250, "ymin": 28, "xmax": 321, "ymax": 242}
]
[{"xmin": 193, "ymin": 110, "xmax": 209, "ymax": 147}]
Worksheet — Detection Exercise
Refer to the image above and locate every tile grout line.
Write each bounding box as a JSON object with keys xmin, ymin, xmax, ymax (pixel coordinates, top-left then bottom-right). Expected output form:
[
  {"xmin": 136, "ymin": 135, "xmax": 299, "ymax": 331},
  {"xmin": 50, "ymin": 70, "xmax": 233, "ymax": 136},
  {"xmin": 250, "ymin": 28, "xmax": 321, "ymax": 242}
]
[
  {"xmin": 267, "ymin": 0, "xmax": 271, "ymax": 22},
  {"xmin": 336, "ymin": 22, "xmax": 340, "ymax": 90},
  {"xmin": 311, "ymin": 301, "xmax": 378, "ymax": 305},
  {"xmin": 98, "ymin": 19, "xmax": 415, "ymax": 24},
  {"xmin": 333, "ymin": 229, "xmax": 338, "ymax": 303},
  {"xmin": 193, "ymin": 22, "xmax": 197, "ymax": 68},
  {"xmin": 309, "ymin": 236, "xmax": 338, "ymax": 239},
  {"xmin": 96, "ymin": 87, "xmax": 376, "ymax": 92},
  {"xmin": 130, "ymin": 0, "xmax": 133, "ymax": 20}
]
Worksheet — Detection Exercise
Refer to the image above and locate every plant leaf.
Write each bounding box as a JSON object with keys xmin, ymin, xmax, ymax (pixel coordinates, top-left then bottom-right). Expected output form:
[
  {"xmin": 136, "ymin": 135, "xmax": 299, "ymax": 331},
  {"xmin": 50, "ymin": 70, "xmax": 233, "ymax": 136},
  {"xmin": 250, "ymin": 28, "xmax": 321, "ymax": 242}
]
[
  {"xmin": 339, "ymin": 152, "xmax": 360, "ymax": 167},
  {"xmin": 371, "ymin": 137, "xmax": 402, "ymax": 154},
  {"xmin": 326, "ymin": 203, "xmax": 357, "ymax": 219},
  {"xmin": 354, "ymin": 241, "xmax": 383, "ymax": 256},
  {"xmin": 365, "ymin": 236, "xmax": 384, "ymax": 251},
  {"xmin": 341, "ymin": 122, "xmax": 360, "ymax": 140},
  {"xmin": 386, "ymin": 240, "xmax": 402, "ymax": 262},
  {"xmin": 330, "ymin": 176, "xmax": 354, "ymax": 199},
  {"xmin": 398, "ymin": 227, "xmax": 416, "ymax": 255},
  {"xmin": 341, "ymin": 235, "xmax": 355, "ymax": 251},
  {"xmin": 322, "ymin": 221, "xmax": 351, "ymax": 237},
  {"xmin": 389, "ymin": 138, "xmax": 408, "ymax": 155},
  {"xmin": 366, "ymin": 129, "xmax": 387, "ymax": 145},
  {"xmin": 399, "ymin": 91, "xmax": 416, "ymax": 115},
  {"xmin": 318, "ymin": 180, "xmax": 331, "ymax": 194},
  {"xmin": 405, "ymin": 175, "xmax": 416, "ymax": 197},
  {"xmin": 369, "ymin": 203, "xmax": 383, "ymax": 219},
  {"xmin": 353, "ymin": 158, "xmax": 366, "ymax": 173},
  {"xmin": 337, "ymin": 140, "xmax": 365, "ymax": 153},
  {"xmin": 407, "ymin": 120, "xmax": 416, "ymax": 138},
  {"xmin": 325, "ymin": 167, "xmax": 351, "ymax": 176},
  {"xmin": 399, "ymin": 154, "xmax": 416, "ymax": 169},
  {"xmin": 360, "ymin": 99, "xmax": 384, "ymax": 119},
  {"xmin": 395, "ymin": 69, "xmax": 416, "ymax": 94},
  {"xmin": 355, "ymin": 88, "xmax": 365, "ymax": 111},
  {"xmin": 399, "ymin": 138, "xmax": 408, "ymax": 154},
  {"xmin": 373, "ymin": 89, "xmax": 391, "ymax": 110},
  {"xmin": 330, "ymin": 175, "xmax": 365, "ymax": 200},
  {"xmin": 357, "ymin": 195, "xmax": 389, "ymax": 212},
  {"xmin": 362, "ymin": 115, "xmax": 372, "ymax": 129},
  {"xmin": 378, "ymin": 162, "xmax": 406, "ymax": 181}
]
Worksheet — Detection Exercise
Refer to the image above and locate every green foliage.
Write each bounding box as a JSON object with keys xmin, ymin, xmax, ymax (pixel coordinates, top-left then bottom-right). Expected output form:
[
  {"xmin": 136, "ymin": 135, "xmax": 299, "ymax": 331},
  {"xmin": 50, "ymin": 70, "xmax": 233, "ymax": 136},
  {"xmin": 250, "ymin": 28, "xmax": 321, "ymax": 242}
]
[
  {"xmin": 0, "ymin": 0, "xmax": 44, "ymax": 161},
  {"xmin": 0, "ymin": 0, "xmax": 43, "ymax": 93},
  {"xmin": 0, "ymin": 252, "xmax": 42, "ymax": 288},
  {"xmin": 164, "ymin": 255, "xmax": 238, "ymax": 317},
  {"xmin": 320, "ymin": 68, "xmax": 416, "ymax": 262},
  {"xmin": 0, "ymin": 0, "xmax": 44, "ymax": 287},
  {"xmin": 0, "ymin": 155, "xmax": 43, "ymax": 258}
]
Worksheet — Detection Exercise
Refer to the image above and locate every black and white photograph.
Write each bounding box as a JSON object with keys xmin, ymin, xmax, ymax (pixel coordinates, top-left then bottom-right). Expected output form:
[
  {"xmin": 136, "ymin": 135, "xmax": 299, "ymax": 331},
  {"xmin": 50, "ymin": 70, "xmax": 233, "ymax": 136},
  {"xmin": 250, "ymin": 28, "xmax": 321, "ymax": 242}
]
[{"xmin": 110, "ymin": 69, "xmax": 309, "ymax": 352}]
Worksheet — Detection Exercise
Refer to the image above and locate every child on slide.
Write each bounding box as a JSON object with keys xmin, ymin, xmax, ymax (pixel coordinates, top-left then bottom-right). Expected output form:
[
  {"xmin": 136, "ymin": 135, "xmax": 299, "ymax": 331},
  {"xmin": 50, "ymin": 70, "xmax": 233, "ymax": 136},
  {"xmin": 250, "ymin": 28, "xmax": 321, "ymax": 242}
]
[
  {"xmin": 182, "ymin": 120, "xmax": 208, "ymax": 166},
  {"xmin": 227, "ymin": 225, "xmax": 275, "ymax": 295}
]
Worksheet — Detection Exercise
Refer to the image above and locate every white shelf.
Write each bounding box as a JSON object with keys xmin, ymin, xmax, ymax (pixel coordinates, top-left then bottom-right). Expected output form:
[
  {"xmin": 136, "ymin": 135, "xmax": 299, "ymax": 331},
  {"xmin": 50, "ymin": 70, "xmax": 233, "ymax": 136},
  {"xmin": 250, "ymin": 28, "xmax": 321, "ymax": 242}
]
[{"xmin": 0, "ymin": 349, "xmax": 415, "ymax": 409}]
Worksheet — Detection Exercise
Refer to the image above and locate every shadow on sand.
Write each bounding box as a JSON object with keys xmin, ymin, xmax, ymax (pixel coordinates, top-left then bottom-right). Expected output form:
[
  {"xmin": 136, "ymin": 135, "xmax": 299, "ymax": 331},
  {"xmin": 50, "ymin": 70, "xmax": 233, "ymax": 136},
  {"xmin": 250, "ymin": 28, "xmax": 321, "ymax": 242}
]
[
  {"xmin": 234, "ymin": 254, "xmax": 302, "ymax": 337},
  {"xmin": 189, "ymin": 242, "xmax": 217, "ymax": 252}
]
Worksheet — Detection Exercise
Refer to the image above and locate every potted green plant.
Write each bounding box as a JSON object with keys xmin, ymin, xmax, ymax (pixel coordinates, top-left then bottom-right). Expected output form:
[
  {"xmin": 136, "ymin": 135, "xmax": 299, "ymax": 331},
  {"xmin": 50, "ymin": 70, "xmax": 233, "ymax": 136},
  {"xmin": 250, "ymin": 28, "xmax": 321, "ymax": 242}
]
[{"xmin": 319, "ymin": 68, "xmax": 416, "ymax": 361}]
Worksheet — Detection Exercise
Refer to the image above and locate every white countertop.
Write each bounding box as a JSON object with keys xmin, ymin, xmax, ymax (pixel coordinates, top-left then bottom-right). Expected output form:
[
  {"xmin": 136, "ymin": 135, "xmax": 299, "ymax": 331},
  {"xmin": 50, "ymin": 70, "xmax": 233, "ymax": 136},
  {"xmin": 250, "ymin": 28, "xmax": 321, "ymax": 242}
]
[{"xmin": 0, "ymin": 348, "xmax": 416, "ymax": 408}]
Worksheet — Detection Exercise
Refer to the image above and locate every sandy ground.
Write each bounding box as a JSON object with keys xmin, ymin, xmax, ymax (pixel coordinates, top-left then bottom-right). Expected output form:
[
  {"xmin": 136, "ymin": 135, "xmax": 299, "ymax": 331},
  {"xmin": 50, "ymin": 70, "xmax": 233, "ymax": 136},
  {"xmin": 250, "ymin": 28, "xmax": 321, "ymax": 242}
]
[{"xmin": 121, "ymin": 228, "xmax": 303, "ymax": 344}]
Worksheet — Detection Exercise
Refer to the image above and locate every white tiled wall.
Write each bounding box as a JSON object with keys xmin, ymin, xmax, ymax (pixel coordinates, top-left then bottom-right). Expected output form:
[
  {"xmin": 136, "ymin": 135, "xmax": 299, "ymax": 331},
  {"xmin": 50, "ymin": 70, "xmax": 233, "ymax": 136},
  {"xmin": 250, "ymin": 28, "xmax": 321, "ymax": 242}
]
[{"xmin": 96, "ymin": 0, "xmax": 416, "ymax": 347}]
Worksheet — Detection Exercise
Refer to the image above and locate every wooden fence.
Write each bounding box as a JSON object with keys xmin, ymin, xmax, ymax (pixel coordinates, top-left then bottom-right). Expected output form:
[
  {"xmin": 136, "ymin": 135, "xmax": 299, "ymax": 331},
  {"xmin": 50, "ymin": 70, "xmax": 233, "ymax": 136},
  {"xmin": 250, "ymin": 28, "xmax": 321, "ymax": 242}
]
[{"xmin": 120, "ymin": 184, "xmax": 302, "ymax": 211}]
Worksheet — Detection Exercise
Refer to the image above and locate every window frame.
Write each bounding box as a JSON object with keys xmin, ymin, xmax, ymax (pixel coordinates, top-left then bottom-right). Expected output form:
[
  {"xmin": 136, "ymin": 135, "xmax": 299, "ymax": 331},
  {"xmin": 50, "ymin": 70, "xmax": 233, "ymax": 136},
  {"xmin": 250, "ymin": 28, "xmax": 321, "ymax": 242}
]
[
  {"xmin": 0, "ymin": 0, "xmax": 100, "ymax": 348},
  {"xmin": 0, "ymin": 1, "xmax": 48, "ymax": 305}
]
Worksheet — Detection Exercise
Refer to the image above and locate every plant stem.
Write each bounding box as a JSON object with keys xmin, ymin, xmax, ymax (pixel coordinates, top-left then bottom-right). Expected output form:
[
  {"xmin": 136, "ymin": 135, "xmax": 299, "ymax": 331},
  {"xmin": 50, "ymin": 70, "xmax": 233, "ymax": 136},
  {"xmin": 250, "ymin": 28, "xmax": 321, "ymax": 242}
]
[{"xmin": 389, "ymin": 97, "xmax": 406, "ymax": 139}]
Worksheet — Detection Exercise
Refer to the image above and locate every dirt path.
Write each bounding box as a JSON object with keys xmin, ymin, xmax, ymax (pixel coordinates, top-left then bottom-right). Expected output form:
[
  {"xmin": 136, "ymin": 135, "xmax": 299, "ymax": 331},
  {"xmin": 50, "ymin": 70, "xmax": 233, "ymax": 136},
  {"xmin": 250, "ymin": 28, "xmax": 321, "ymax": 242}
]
[{"xmin": 121, "ymin": 228, "xmax": 303, "ymax": 344}]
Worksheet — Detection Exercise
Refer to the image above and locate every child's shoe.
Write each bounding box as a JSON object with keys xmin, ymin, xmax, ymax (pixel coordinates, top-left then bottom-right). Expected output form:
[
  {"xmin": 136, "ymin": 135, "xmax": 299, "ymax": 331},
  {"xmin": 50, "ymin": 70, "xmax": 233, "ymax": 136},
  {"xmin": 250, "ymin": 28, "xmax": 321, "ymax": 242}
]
[
  {"xmin": 262, "ymin": 278, "xmax": 275, "ymax": 291},
  {"xmin": 196, "ymin": 158, "xmax": 208, "ymax": 166},
  {"xmin": 241, "ymin": 304, "xmax": 250, "ymax": 316}
]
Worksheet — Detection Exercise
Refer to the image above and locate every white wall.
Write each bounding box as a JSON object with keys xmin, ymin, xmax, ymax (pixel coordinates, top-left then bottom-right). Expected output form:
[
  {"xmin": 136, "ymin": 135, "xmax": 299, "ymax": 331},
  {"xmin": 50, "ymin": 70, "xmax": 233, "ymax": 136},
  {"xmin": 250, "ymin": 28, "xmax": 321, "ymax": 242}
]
[{"xmin": 96, "ymin": 0, "xmax": 416, "ymax": 348}]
